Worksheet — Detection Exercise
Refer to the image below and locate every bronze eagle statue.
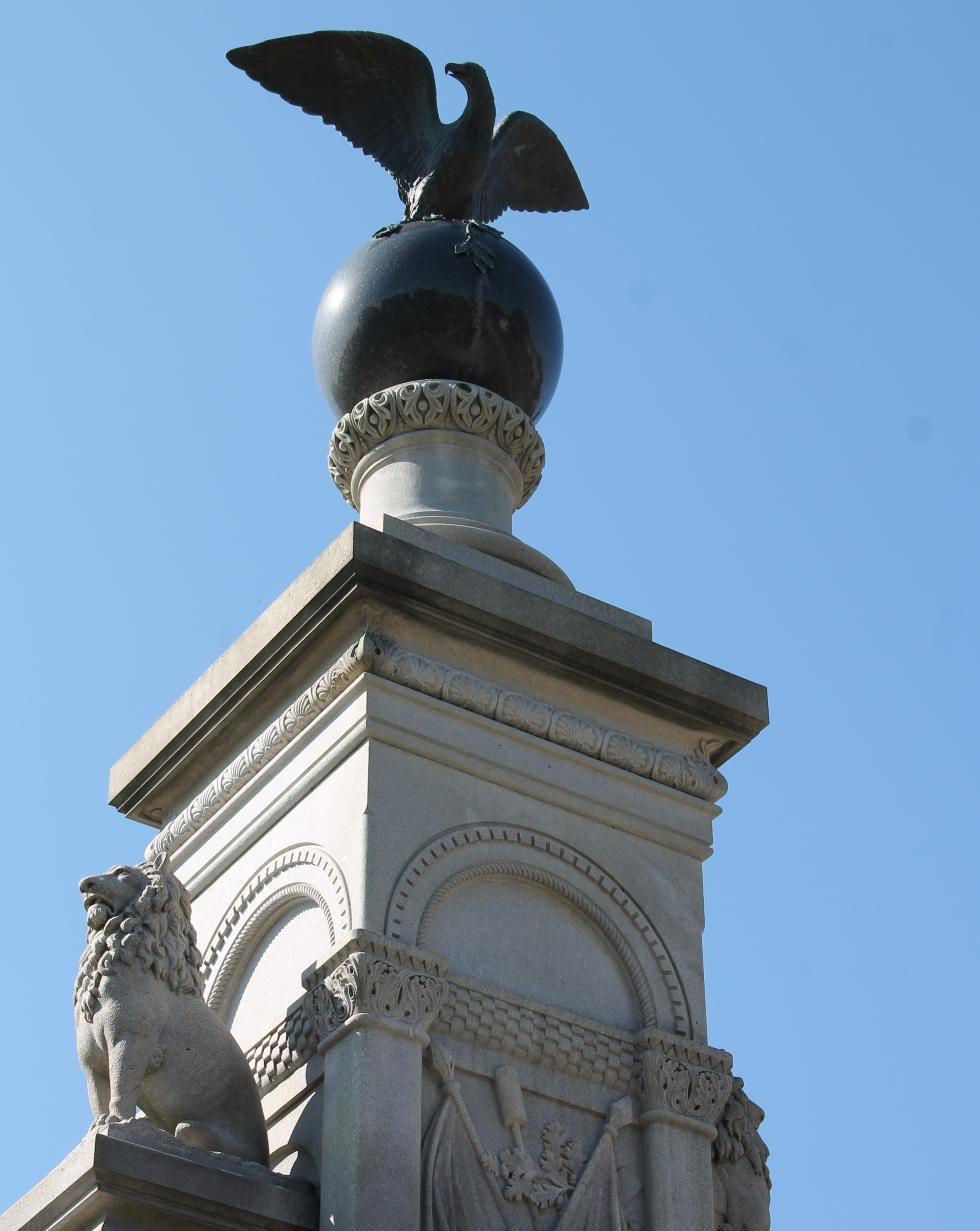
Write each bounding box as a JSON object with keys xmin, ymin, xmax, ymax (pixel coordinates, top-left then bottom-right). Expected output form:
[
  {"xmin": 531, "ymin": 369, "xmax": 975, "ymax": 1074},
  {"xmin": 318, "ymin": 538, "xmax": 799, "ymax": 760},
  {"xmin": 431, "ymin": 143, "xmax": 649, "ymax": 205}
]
[{"xmin": 226, "ymin": 31, "xmax": 588, "ymax": 225}]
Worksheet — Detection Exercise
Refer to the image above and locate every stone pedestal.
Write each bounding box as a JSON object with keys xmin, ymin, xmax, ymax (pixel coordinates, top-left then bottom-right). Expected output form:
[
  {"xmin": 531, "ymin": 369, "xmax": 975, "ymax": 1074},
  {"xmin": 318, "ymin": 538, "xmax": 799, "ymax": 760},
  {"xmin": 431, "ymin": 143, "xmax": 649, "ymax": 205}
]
[
  {"xmin": 86, "ymin": 516, "xmax": 767, "ymax": 1230},
  {"xmin": 0, "ymin": 1124, "xmax": 316, "ymax": 1231},
  {"xmin": 327, "ymin": 380, "xmax": 568, "ymax": 584}
]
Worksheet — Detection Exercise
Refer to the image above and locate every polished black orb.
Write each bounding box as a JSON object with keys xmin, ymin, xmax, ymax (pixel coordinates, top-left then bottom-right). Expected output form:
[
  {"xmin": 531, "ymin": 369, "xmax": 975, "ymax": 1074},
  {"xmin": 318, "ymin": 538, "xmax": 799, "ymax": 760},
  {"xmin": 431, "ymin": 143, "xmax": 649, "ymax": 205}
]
[{"xmin": 313, "ymin": 221, "xmax": 563, "ymax": 422}]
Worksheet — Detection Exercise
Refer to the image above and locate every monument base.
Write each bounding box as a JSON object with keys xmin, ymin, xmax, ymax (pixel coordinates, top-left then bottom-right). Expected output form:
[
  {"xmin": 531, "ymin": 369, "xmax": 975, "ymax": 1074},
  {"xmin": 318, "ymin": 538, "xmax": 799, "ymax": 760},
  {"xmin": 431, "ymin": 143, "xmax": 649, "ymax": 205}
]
[{"xmin": 1, "ymin": 1123, "xmax": 317, "ymax": 1231}]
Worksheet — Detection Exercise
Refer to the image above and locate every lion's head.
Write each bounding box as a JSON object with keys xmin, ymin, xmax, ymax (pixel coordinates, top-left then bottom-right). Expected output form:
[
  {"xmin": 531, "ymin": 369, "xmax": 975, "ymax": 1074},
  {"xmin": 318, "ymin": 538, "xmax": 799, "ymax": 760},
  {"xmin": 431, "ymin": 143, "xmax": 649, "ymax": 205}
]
[
  {"xmin": 74, "ymin": 852, "xmax": 204, "ymax": 1022},
  {"xmin": 713, "ymin": 1077, "xmax": 771, "ymax": 1187}
]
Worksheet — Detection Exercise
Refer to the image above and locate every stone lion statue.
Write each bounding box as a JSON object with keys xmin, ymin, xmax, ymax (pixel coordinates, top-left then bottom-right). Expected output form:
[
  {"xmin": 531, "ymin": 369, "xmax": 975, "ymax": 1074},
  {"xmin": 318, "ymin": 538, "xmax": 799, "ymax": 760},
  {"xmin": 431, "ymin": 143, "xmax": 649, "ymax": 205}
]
[
  {"xmin": 74, "ymin": 852, "xmax": 269, "ymax": 1164},
  {"xmin": 712, "ymin": 1077, "xmax": 771, "ymax": 1231}
]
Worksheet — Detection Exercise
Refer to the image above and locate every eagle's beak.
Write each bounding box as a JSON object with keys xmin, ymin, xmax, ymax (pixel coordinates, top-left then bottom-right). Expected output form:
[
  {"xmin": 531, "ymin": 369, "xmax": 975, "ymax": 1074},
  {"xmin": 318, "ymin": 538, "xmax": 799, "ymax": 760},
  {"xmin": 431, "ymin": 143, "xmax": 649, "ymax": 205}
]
[{"xmin": 445, "ymin": 63, "xmax": 461, "ymax": 79}]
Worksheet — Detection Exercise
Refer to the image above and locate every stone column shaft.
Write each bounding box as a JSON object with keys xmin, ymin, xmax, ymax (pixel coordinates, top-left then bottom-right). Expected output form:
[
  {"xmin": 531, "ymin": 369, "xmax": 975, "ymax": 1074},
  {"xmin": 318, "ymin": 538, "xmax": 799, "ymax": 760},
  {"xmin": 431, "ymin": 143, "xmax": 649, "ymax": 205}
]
[
  {"xmin": 312, "ymin": 933, "xmax": 448, "ymax": 1231},
  {"xmin": 640, "ymin": 1119, "xmax": 715, "ymax": 1231},
  {"xmin": 321, "ymin": 1025, "xmax": 427, "ymax": 1231},
  {"xmin": 636, "ymin": 1035, "xmax": 733, "ymax": 1231}
]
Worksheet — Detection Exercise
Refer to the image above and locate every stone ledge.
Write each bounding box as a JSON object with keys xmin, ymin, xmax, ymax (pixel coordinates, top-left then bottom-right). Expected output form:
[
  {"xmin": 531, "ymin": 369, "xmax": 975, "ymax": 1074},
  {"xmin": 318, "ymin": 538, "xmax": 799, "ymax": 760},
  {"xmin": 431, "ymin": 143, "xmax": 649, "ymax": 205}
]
[
  {"xmin": 0, "ymin": 1124, "xmax": 317, "ymax": 1231},
  {"xmin": 109, "ymin": 520, "xmax": 768, "ymax": 826}
]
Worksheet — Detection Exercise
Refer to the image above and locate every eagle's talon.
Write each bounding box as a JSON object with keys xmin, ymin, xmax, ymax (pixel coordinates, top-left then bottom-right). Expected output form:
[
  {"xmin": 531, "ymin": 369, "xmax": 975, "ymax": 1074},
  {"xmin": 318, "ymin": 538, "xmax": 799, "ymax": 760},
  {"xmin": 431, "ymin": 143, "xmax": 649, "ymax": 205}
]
[
  {"xmin": 467, "ymin": 220, "xmax": 504, "ymax": 239},
  {"xmin": 372, "ymin": 222, "xmax": 404, "ymax": 238},
  {"xmin": 454, "ymin": 219, "xmax": 499, "ymax": 273}
]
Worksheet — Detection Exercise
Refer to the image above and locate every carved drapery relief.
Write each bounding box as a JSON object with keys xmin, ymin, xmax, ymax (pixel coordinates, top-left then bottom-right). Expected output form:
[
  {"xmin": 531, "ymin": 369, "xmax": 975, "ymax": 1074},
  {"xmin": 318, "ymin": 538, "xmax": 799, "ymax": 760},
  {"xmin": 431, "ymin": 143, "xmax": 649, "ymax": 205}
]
[
  {"xmin": 387, "ymin": 824, "xmax": 692, "ymax": 1036},
  {"xmin": 328, "ymin": 379, "xmax": 546, "ymax": 508},
  {"xmin": 201, "ymin": 845, "xmax": 350, "ymax": 1014},
  {"xmin": 147, "ymin": 632, "xmax": 727, "ymax": 862},
  {"xmin": 423, "ymin": 1042, "xmax": 519, "ymax": 1231},
  {"xmin": 422, "ymin": 1041, "xmax": 640, "ymax": 1231}
]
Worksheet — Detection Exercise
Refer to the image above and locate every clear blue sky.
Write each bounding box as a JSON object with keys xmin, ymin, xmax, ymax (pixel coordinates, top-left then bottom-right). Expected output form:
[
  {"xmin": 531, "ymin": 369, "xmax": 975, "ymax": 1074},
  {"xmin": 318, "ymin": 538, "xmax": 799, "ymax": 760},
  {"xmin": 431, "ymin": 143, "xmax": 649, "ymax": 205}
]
[{"xmin": 2, "ymin": 3, "xmax": 977, "ymax": 1225}]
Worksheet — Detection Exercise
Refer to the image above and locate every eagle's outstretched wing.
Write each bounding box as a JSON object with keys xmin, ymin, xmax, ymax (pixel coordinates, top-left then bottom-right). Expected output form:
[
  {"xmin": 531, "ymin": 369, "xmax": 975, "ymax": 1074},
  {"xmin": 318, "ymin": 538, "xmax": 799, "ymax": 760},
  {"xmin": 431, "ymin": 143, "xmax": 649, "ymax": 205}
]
[
  {"xmin": 473, "ymin": 111, "xmax": 589, "ymax": 224},
  {"xmin": 227, "ymin": 31, "xmax": 443, "ymax": 191}
]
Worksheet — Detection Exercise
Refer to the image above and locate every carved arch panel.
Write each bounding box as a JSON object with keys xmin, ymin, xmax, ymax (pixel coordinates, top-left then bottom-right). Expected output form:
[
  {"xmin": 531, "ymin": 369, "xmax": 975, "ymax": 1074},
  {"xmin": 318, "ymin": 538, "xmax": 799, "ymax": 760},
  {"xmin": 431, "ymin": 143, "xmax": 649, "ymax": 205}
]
[
  {"xmin": 386, "ymin": 825, "xmax": 691, "ymax": 1036},
  {"xmin": 202, "ymin": 844, "xmax": 350, "ymax": 1016}
]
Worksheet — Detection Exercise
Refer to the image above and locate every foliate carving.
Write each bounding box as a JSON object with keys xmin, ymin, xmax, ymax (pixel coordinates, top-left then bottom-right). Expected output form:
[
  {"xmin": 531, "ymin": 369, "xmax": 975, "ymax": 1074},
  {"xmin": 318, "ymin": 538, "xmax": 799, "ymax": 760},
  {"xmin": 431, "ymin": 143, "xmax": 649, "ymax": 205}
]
[
  {"xmin": 369, "ymin": 637, "xmax": 728, "ymax": 804},
  {"xmin": 423, "ymin": 1043, "xmax": 638, "ymax": 1231},
  {"xmin": 147, "ymin": 630, "xmax": 726, "ymax": 864},
  {"xmin": 307, "ymin": 933, "xmax": 449, "ymax": 1042},
  {"xmin": 325, "ymin": 953, "xmax": 448, "ymax": 1030},
  {"xmin": 637, "ymin": 1034, "xmax": 733, "ymax": 1129},
  {"xmin": 147, "ymin": 636, "xmax": 376, "ymax": 861},
  {"xmin": 328, "ymin": 379, "xmax": 546, "ymax": 508},
  {"xmin": 657, "ymin": 1057, "xmax": 729, "ymax": 1121},
  {"xmin": 497, "ymin": 1109, "xmax": 584, "ymax": 1210}
]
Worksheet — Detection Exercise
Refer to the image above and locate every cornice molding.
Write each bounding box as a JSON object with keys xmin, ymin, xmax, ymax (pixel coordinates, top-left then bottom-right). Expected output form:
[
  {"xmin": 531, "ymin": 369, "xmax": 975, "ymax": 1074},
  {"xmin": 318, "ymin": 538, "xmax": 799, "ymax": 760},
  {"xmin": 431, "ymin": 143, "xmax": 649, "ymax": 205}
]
[{"xmin": 147, "ymin": 632, "xmax": 727, "ymax": 861}]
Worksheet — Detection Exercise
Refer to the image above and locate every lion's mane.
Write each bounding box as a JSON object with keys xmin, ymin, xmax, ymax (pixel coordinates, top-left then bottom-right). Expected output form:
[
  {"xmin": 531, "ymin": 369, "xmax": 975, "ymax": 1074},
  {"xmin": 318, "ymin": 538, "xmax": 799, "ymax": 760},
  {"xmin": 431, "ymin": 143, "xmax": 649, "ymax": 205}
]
[
  {"xmin": 713, "ymin": 1077, "xmax": 771, "ymax": 1188},
  {"xmin": 74, "ymin": 859, "xmax": 204, "ymax": 1023}
]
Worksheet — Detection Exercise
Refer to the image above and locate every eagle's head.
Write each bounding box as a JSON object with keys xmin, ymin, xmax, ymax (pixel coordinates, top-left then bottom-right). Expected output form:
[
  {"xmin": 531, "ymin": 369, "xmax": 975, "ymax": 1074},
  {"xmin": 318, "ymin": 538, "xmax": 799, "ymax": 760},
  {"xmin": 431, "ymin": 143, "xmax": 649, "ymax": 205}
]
[
  {"xmin": 445, "ymin": 61, "xmax": 488, "ymax": 86},
  {"xmin": 445, "ymin": 61, "xmax": 493, "ymax": 111}
]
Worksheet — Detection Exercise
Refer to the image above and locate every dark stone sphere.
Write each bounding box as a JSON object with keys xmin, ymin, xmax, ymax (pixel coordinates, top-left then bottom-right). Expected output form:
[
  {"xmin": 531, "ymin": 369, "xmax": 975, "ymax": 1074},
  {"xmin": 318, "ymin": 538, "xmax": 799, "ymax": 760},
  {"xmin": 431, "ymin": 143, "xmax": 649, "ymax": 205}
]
[{"xmin": 313, "ymin": 220, "xmax": 562, "ymax": 422}]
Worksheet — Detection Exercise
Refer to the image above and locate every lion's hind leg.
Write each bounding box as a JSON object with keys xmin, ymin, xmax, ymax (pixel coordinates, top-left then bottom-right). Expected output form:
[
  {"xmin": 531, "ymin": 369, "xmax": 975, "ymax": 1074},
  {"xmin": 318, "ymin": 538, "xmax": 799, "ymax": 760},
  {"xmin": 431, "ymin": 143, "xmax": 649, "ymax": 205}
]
[
  {"xmin": 175, "ymin": 1120, "xmax": 221, "ymax": 1153},
  {"xmin": 175, "ymin": 1120, "xmax": 258, "ymax": 1161},
  {"xmin": 83, "ymin": 1066, "xmax": 110, "ymax": 1127}
]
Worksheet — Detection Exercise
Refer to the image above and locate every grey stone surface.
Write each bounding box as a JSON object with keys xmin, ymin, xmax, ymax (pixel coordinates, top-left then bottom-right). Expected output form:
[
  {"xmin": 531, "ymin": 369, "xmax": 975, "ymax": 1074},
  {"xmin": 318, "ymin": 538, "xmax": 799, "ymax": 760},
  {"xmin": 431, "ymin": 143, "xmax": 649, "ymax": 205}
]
[
  {"xmin": 0, "ymin": 1123, "xmax": 316, "ymax": 1231},
  {"xmin": 712, "ymin": 1079, "xmax": 771, "ymax": 1231},
  {"xmin": 329, "ymin": 381, "xmax": 545, "ymax": 507},
  {"xmin": 82, "ymin": 521, "xmax": 770, "ymax": 1231},
  {"xmin": 108, "ymin": 520, "xmax": 766, "ymax": 827},
  {"xmin": 343, "ymin": 406, "xmax": 571, "ymax": 585},
  {"xmin": 74, "ymin": 855, "xmax": 269, "ymax": 1165},
  {"xmin": 379, "ymin": 518, "xmax": 616, "ymax": 625}
]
